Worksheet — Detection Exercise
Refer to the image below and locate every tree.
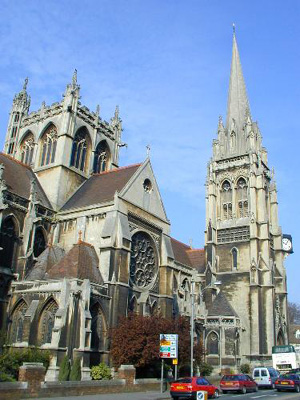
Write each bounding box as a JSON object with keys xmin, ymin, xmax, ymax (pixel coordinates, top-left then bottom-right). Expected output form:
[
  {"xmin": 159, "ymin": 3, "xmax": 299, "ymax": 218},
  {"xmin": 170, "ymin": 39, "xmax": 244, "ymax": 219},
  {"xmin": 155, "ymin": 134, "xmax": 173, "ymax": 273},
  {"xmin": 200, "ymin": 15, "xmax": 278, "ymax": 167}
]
[
  {"xmin": 58, "ymin": 355, "xmax": 70, "ymax": 381},
  {"xmin": 69, "ymin": 357, "xmax": 81, "ymax": 381},
  {"xmin": 288, "ymin": 302, "xmax": 300, "ymax": 325},
  {"xmin": 110, "ymin": 313, "xmax": 205, "ymax": 372}
]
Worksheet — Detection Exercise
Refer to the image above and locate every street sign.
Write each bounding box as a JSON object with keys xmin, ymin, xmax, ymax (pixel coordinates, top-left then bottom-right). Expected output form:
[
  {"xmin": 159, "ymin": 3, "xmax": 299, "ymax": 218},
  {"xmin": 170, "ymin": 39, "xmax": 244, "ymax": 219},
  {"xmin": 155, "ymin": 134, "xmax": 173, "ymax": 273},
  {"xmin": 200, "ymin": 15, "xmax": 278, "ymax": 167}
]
[
  {"xmin": 172, "ymin": 358, "xmax": 178, "ymax": 365},
  {"xmin": 196, "ymin": 391, "xmax": 207, "ymax": 400},
  {"xmin": 159, "ymin": 334, "xmax": 178, "ymax": 359}
]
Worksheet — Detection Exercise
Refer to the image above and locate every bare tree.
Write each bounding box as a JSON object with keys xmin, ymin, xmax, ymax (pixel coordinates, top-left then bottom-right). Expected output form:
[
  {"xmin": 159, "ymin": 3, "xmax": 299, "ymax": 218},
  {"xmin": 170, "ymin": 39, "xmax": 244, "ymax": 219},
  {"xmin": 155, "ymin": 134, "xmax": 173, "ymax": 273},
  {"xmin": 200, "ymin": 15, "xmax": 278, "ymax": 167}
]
[{"xmin": 288, "ymin": 302, "xmax": 300, "ymax": 325}]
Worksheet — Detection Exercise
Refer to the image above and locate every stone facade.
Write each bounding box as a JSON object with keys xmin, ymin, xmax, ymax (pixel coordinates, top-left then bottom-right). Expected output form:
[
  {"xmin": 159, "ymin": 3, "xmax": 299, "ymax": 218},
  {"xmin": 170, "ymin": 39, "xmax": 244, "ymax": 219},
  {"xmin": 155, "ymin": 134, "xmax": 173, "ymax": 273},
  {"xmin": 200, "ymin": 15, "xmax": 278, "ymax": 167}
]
[{"xmin": 0, "ymin": 33, "xmax": 290, "ymax": 378}]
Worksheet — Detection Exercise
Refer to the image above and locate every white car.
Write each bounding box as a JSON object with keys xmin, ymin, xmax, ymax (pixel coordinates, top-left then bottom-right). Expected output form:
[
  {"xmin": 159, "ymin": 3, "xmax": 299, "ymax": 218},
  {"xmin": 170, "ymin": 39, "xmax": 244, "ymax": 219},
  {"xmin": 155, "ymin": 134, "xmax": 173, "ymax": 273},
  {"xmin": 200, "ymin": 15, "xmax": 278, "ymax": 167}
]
[{"xmin": 252, "ymin": 367, "xmax": 279, "ymax": 389}]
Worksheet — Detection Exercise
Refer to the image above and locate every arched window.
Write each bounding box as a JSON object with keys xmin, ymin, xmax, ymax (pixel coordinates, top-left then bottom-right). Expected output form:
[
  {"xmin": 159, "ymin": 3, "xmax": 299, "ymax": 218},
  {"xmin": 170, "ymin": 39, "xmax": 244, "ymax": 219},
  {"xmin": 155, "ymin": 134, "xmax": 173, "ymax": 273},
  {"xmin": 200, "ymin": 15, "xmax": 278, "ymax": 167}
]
[
  {"xmin": 20, "ymin": 132, "xmax": 35, "ymax": 165},
  {"xmin": 128, "ymin": 296, "xmax": 138, "ymax": 313},
  {"xmin": 33, "ymin": 227, "xmax": 46, "ymax": 258},
  {"xmin": 231, "ymin": 248, "xmax": 238, "ymax": 270},
  {"xmin": 207, "ymin": 331, "xmax": 219, "ymax": 355},
  {"xmin": 90, "ymin": 303, "xmax": 107, "ymax": 350},
  {"xmin": 39, "ymin": 299, "xmax": 58, "ymax": 345},
  {"xmin": 237, "ymin": 178, "xmax": 248, "ymax": 218},
  {"xmin": 0, "ymin": 216, "xmax": 18, "ymax": 271},
  {"xmin": 70, "ymin": 128, "xmax": 89, "ymax": 171},
  {"xmin": 93, "ymin": 141, "xmax": 110, "ymax": 173},
  {"xmin": 40, "ymin": 124, "xmax": 58, "ymax": 166},
  {"xmin": 11, "ymin": 300, "xmax": 27, "ymax": 343},
  {"xmin": 221, "ymin": 180, "xmax": 232, "ymax": 220}
]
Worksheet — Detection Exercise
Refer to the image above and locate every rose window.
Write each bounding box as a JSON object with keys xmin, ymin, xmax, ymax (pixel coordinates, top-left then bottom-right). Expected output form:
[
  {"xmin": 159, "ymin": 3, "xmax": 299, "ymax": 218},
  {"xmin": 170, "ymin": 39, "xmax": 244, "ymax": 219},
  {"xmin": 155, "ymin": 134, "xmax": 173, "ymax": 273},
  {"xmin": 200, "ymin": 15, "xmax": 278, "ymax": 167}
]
[{"xmin": 130, "ymin": 232, "xmax": 157, "ymax": 288}]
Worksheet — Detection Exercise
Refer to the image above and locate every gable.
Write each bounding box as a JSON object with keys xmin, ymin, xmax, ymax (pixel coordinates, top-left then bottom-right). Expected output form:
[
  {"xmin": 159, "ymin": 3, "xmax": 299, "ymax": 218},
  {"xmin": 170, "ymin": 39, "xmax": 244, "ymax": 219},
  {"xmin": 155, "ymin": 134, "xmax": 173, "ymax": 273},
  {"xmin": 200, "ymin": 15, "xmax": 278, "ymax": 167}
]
[{"xmin": 119, "ymin": 159, "xmax": 168, "ymax": 221}]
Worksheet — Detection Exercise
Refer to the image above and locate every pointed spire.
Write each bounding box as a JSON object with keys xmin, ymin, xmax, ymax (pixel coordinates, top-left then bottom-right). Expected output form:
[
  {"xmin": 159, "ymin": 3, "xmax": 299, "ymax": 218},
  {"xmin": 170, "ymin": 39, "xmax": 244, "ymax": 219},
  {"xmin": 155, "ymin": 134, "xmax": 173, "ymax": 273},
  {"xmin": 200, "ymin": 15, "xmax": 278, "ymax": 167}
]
[
  {"xmin": 226, "ymin": 27, "xmax": 250, "ymax": 134},
  {"xmin": 72, "ymin": 69, "xmax": 77, "ymax": 86},
  {"xmin": 23, "ymin": 77, "xmax": 28, "ymax": 91}
]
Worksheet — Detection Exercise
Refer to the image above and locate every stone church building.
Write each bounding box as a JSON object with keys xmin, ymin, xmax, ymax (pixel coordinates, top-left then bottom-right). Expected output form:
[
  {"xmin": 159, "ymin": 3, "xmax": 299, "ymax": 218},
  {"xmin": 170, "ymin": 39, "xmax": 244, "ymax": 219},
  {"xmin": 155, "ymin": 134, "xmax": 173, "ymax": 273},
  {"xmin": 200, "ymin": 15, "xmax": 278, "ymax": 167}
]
[{"xmin": 0, "ymin": 32, "xmax": 290, "ymax": 379}]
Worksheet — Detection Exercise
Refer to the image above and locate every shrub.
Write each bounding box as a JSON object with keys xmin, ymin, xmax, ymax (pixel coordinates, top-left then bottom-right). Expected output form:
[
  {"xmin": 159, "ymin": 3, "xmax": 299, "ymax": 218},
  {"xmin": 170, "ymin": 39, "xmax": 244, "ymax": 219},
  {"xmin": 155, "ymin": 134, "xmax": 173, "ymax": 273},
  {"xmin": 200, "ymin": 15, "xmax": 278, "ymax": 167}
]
[
  {"xmin": 0, "ymin": 372, "xmax": 15, "ymax": 382},
  {"xmin": 240, "ymin": 363, "xmax": 250, "ymax": 374},
  {"xmin": 199, "ymin": 362, "xmax": 213, "ymax": 377},
  {"xmin": 58, "ymin": 355, "xmax": 70, "ymax": 381},
  {"xmin": 69, "ymin": 357, "xmax": 81, "ymax": 381},
  {"xmin": 0, "ymin": 348, "xmax": 50, "ymax": 380},
  {"xmin": 91, "ymin": 362, "xmax": 112, "ymax": 380}
]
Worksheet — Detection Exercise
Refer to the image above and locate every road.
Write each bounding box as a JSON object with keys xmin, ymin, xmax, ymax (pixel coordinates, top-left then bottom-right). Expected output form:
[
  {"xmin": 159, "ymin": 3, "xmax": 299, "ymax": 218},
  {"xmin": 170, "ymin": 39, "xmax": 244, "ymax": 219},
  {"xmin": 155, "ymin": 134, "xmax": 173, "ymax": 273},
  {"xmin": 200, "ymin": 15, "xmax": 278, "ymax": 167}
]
[{"xmin": 24, "ymin": 389, "xmax": 300, "ymax": 400}]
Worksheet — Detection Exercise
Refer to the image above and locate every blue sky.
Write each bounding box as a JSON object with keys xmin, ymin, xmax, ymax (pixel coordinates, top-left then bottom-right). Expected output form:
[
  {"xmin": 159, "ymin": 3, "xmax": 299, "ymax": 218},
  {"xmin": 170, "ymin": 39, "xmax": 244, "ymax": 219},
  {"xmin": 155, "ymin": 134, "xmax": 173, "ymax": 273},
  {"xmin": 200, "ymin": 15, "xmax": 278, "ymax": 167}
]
[{"xmin": 0, "ymin": 0, "xmax": 299, "ymax": 302}]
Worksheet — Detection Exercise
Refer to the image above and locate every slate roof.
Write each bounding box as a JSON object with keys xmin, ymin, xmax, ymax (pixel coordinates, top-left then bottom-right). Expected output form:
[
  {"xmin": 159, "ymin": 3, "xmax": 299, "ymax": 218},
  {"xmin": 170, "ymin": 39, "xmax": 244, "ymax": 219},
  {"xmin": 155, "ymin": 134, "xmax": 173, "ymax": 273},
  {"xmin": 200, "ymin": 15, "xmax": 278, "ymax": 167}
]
[
  {"xmin": 0, "ymin": 153, "xmax": 52, "ymax": 208},
  {"xmin": 47, "ymin": 241, "xmax": 104, "ymax": 284},
  {"xmin": 26, "ymin": 246, "xmax": 65, "ymax": 280},
  {"xmin": 170, "ymin": 238, "xmax": 205, "ymax": 270},
  {"xmin": 207, "ymin": 291, "xmax": 239, "ymax": 317},
  {"xmin": 61, "ymin": 163, "xmax": 142, "ymax": 211}
]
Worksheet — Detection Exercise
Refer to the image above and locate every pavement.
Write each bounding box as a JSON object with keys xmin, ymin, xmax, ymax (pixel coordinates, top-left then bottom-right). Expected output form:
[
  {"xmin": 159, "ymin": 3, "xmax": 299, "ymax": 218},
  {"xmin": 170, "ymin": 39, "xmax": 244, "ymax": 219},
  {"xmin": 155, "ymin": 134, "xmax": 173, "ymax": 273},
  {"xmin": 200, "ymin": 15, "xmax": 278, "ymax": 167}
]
[{"xmin": 22, "ymin": 391, "xmax": 171, "ymax": 400}]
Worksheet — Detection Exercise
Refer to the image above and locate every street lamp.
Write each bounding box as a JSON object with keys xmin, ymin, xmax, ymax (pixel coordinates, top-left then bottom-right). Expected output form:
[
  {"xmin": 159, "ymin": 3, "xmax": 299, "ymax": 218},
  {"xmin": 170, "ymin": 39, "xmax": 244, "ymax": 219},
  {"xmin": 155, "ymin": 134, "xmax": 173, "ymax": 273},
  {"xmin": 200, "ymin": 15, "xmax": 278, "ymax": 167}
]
[{"xmin": 190, "ymin": 279, "xmax": 222, "ymax": 377}]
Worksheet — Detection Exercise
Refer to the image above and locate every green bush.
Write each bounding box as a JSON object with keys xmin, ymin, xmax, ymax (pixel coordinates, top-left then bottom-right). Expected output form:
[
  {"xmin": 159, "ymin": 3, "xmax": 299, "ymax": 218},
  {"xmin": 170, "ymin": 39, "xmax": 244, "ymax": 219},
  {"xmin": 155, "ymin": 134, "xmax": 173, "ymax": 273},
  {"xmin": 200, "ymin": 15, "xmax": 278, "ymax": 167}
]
[
  {"xmin": 90, "ymin": 362, "xmax": 112, "ymax": 380},
  {"xmin": 69, "ymin": 357, "xmax": 81, "ymax": 381},
  {"xmin": 58, "ymin": 355, "xmax": 70, "ymax": 381},
  {"xmin": 240, "ymin": 363, "xmax": 250, "ymax": 374},
  {"xmin": 199, "ymin": 362, "xmax": 213, "ymax": 377},
  {"xmin": 0, "ymin": 348, "xmax": 50, "ymax": 381},
  {"xmin": 0, "ymin": 372, "xmax": 15, "ymax": 382}
]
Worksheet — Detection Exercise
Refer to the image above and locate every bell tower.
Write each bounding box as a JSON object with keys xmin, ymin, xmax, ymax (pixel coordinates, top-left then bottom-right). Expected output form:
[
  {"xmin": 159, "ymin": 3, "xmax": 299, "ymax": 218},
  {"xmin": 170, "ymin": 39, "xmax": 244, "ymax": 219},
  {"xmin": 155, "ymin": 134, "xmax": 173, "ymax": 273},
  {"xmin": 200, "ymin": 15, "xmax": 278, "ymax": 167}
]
[{"xmin": 205, "ymin": 29, "xmax": 288, "ymax": 364}]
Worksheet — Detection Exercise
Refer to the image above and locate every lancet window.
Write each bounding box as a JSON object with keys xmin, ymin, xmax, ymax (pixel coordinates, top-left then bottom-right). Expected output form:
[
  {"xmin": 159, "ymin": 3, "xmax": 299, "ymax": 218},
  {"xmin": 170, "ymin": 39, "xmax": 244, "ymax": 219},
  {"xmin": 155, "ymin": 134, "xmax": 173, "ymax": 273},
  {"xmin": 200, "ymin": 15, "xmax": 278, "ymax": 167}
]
[
  {"xmin": 207, "ymin": 331, "xmax": 219, "ymax": 355},
  {"xmin": 70, "ymin": 128, "xmax": 89, "ymax": 172},
  {"xmin": 236, "ymin": 178, "xmax": 248, "ymax": 218},
  {"xmin": 40, "ymin": 124, "xmax": 58, "ymax": 166},
  {"xmin": 93, "ymin": 141, "xmax": 110, "ymax": 173},
  {"xmin": 33, "ymin": 227, "xmax": 46, "ymax": 258},
  {"xmin": 231, "ymin": 247, "xmax": 238, "ymax": 270},
  {"xmin": 11, "ymin": 301, "xmax": 27, "ymax": 343},
  {"xmin": 39, "ymin": 299, "xmax": 58, "ymax": 345},
  {"xmin": 0, "ymin": 216, "xmax": 18, "ymax": 271},
  {"xmin": 221, "ymin": 180, "xmax": 232, "ymax": 220},
  {"xmin": 20, "ymin": 132, "xmax": 34, "ymax": 165},
  {"xmin": 90, "ymin": 303, "xmax": 107, "ymax": 350}
]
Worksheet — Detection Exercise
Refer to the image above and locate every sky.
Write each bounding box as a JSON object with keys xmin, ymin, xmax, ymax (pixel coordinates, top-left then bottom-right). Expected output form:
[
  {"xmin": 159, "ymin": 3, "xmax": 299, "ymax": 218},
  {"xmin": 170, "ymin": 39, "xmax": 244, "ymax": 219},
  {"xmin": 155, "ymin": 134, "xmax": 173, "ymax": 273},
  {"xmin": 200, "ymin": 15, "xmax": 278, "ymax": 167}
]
[{"xmin": 0, "ymin": 1, "xmax": 299, "ymax": 302}]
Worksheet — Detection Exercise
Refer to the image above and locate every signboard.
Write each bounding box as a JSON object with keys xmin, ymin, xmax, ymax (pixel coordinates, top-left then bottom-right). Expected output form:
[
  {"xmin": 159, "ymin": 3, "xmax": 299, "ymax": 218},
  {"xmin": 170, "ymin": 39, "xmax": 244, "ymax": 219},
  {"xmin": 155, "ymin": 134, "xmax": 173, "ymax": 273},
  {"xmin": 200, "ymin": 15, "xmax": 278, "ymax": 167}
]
[
  {"xmin": 159, "ymin": 334, "xmax": 178, "ymax": 359},
  {"xmin": 196, "ymin": 391, "xmax": 207, "ymax": 400}
]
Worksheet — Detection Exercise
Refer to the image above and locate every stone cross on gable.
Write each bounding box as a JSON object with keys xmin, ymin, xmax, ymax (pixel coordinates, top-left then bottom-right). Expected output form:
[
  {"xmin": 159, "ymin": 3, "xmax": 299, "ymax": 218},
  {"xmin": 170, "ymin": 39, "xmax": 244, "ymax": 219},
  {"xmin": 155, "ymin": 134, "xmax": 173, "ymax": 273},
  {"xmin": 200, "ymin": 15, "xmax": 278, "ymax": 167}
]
[{"xmin": 146, "ymin": 145, "xmax": 150, "ymax": 157}]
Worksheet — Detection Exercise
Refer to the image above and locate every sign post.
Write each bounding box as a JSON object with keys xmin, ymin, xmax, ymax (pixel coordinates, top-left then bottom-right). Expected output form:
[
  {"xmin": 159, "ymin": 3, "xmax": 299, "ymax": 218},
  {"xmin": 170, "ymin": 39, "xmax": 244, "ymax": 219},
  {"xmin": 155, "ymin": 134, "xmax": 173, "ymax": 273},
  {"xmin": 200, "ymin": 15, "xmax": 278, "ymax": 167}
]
[{"xmin": 159, "ymin": 334, "xmax": 178, "ymax": 393}]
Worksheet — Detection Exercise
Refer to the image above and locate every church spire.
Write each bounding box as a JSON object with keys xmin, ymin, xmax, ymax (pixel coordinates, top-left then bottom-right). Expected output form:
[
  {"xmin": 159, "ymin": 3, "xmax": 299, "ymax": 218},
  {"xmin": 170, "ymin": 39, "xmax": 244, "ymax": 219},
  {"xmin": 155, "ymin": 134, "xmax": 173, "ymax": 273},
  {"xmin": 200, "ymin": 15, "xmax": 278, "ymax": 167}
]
[{"xmin": 226, "ymin": 26, "xmax": 250, "ymax": 134}]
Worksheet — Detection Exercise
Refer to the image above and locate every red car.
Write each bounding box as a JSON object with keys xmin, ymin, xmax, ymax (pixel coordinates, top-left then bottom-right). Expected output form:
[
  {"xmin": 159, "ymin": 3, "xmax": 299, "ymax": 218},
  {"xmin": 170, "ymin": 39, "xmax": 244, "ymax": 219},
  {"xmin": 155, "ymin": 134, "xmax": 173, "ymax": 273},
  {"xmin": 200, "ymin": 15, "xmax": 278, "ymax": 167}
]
[
  {"xmin": 275, "ymin": 373, "xmax": 300, "ymax": 392},
  {"xmin": 220, "ymin": 374, "xmax": 258, "ymax": 394},
  {"xmin": 170, "ymin": 377, "xmax": 219, "ymax": 399}
]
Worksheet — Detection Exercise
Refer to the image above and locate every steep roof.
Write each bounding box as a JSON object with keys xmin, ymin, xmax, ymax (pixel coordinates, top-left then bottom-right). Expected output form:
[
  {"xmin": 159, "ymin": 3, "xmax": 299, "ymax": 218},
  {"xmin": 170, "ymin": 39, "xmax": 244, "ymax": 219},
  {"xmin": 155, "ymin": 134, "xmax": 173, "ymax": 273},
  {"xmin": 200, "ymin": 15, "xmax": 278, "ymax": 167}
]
[
  {"xmin": 170, "ymin": 238, "xmax": 205, "ymax": 270},
  {"xmin": 207, "ymin": 291, "xmax": 239, "ymax": 317},
  {"xmin": 0, "ymin": 153, "xmax": 52, "ymax": 208},
  {"xmin": 61, "ymin": 163, "xmax": 141, "ymax": 211},
  {"xmin": 26, "ymin": 246, "xmax": 65, "ymax": 280},
  {"xmin": 46, "ymin": 241, "xmax": 104, "ymax": 284}
]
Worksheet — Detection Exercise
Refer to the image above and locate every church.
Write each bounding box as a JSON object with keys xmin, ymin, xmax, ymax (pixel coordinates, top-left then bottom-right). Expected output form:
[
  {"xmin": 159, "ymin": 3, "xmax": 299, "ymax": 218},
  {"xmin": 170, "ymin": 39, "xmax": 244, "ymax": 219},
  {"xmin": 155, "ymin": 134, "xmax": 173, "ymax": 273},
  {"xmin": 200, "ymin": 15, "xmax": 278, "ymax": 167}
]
[{"xmin": 0, "ymin": 32, "xmax": 291, "ymax": 380}]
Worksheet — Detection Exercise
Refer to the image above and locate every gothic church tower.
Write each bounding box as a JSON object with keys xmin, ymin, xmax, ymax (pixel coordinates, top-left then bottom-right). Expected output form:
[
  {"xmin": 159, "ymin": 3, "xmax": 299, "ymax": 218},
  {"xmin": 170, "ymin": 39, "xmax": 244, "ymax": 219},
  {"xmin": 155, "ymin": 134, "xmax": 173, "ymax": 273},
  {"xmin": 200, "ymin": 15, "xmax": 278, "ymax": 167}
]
[{"xmin": 205, "ymin": 31, "xmax": 288, "ymax": 364}]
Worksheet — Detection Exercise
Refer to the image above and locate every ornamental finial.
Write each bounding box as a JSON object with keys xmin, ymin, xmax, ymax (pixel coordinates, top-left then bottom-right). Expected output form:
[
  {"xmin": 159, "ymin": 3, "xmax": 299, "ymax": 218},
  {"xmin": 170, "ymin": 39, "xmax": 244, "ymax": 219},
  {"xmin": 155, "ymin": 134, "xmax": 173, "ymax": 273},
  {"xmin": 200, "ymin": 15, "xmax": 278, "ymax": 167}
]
[
  {"xmin": 146, "ymin": 144, "xmax": 151, "ymax": 157},
  {"xmin": 23, "ymin": 77, "xmax": 28, "ymax": 91},
  {"xmin": 72, "ymin": 69, "xmax": 77, "ymax": 86},
  {"xmin": 232, "ymin": 23, "xmax": 236, "ymax": 35}
]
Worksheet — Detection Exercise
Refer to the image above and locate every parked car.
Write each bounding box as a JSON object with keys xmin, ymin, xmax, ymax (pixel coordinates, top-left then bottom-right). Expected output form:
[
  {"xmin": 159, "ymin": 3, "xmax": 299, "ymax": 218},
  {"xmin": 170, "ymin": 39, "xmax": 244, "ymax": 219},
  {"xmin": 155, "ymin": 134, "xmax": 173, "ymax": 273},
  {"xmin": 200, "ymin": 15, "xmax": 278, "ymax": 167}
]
[
  {"xmin": 275, "ymin": 373, "xmax": 300, "ymax": 392},
  {"xmin": 170, "ymin": 377, "xmax": 220, "ymax": 399},
  {"xmin": 252, "ymin": 367, "xmax": 279, "ymax": 389},
  {"xmin": 220, "ymin": 374, "xmax": 258, "ymax": 394}
]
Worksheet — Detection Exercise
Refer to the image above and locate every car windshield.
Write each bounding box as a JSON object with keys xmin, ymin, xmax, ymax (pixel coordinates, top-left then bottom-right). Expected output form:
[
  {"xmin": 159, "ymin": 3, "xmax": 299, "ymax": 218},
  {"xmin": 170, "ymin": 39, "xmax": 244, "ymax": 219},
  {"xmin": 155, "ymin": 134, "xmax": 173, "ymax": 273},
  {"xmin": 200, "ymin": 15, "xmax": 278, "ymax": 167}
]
[
  {"xmin": 222, "ymin": 375, "xmax": 241, "ymax": 381},
  {"xmin": 174, "ymin": 378, "xmax": 192, "ymax": 383}
]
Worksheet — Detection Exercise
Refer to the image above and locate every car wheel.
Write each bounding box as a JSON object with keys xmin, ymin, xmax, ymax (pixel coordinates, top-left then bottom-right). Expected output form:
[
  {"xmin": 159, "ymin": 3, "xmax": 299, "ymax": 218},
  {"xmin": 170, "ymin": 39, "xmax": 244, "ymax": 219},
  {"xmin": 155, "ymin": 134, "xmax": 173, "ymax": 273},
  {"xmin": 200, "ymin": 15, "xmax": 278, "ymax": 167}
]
[
  {"xmin": 213, "ymin": 389, "xmax": 220, "ymax": 398},
  {"xmin": 295, "ymin": 385, "xmax": 300, "ymax": 393},
  {"xmin": 241, "ymin": 386, "xmax": 247, "ymax": 394},
  {"xmin": 222, "ymin": 390, "xmax": 227, "ymax": 394},
  {"xmin": 277, "ymin": 389, "xmax": 281, "ymax": 392}
]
